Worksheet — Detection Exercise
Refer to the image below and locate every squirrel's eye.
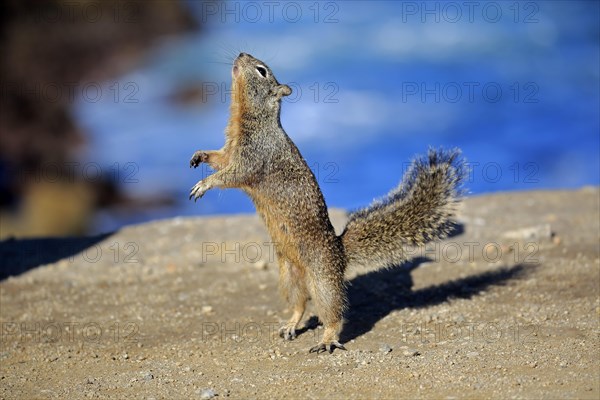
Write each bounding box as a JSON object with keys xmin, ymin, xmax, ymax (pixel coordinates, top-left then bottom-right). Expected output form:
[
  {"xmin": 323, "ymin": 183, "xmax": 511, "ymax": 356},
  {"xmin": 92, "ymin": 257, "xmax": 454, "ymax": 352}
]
[{"xmin": 256, "ymin": 66, "xmax": 268, "ymax": 78}]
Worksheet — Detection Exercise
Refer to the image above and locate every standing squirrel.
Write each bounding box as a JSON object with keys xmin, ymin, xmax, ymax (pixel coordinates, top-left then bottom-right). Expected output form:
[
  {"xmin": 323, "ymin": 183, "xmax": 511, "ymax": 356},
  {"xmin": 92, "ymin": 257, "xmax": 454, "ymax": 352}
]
[{"xmin": 189, "ymin": 53, "xmax": 465, "ymax": 353}]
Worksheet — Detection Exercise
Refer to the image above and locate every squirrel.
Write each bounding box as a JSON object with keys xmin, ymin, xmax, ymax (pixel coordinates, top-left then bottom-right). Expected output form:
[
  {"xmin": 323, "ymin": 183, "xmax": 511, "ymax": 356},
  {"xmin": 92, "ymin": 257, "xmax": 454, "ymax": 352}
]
[{"xmin": 189, "ymin": 52, "xmax": 465, "ymax": 354}]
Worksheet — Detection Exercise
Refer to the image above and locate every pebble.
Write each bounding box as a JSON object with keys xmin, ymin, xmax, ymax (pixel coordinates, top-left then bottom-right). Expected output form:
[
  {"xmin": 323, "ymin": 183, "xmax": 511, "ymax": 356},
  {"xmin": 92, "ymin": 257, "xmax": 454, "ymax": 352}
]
[
  {"xmin": 454, "ymin": 314, "xmax": 466, "ymax": 323},
  {"xmin": 143, "ymin": 373, "xmax": 154, "ymax": 381},
  {"xmin": 253, "ymin": 260, "xmax": 268, "ymax": 270},
  {"xmin": 202, "ymin": 306, "xmax": 213, "ymax": 314},
  {"xmin": 379, "ymin": 344, "xmax": 392, "ymax": 353},
  {"xmin": 467, "ymin": 351, "xmax": 479, "ymax": 358},
  {"xmin": 502, "ymin": 224, "xmax": 552, "ymax": 240},
  {"xmin": 199, "ymin": 388, "xmax": 217, "ymax": 399},
  {"xmin": 403, "ymin": 349, "xmax": 420, "ymax": 357},
  {"xmin": 474, "ymin": 217, "xmax": 486, "ymax": 226}
]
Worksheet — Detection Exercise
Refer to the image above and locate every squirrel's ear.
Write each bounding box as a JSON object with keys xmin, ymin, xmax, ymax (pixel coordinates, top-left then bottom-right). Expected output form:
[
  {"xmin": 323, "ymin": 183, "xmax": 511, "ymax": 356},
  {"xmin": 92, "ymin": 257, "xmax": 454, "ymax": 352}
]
[{"xmin": 275, "ymin": 84, "xmax": 292, "ymax": 98}]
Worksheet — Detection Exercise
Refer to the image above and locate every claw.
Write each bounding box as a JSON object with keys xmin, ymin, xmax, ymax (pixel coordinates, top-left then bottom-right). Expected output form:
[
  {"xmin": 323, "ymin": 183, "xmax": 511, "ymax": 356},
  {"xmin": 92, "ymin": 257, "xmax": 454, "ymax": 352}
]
[
  {"xmin": 278, "ymin": 326, "xmax": 297, "ymax": 341},
  {"xmin": 190, "ymin": 151, "xmax": 207, "ymax": 169},
  {"xmin": 331, "ymin": 341, "xmax": 346, "ymax": 352},
  {"xmin": 309, "ymin": 341, "xmax": 346, "ymax": 354},
  {"xmin": 309, "ymin": 343, "xmax": 326, "ymax": 354},
  {"xmin": 189, "ymin": 181, "xmax": 208, "ymax": 202}
]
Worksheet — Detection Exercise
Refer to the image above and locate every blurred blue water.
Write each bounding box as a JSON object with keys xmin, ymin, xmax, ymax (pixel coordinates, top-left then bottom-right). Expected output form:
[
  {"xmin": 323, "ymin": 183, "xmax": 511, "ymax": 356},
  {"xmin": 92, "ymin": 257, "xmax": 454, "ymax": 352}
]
[{"xmin": 73, "ymin": 1, "xmax": 600, "ymax": 233}]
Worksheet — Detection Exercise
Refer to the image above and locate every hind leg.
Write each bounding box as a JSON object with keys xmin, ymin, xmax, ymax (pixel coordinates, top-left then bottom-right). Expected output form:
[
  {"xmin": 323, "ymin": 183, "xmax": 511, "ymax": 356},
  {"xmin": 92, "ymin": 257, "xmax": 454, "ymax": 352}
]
[
  {"xmin": 278, "ymin": 260, "xmax": 310, "ymax": 340},
  {"xmin": 307, "ymin": 272, "xmax": 347, "ymax": 354}
]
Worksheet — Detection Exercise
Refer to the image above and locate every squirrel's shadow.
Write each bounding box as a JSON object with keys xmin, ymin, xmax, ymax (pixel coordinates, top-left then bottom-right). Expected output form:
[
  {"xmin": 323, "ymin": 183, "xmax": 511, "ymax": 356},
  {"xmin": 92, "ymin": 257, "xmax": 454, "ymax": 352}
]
[
  {"xmin": 339, "ymin": 260, "xmax": 528, "ymax": 343},
  {"xmin": 297, "ymin": 259, "xmax": 529, "ymax": 343},
  {"xmin": 336, "ymin": 222, "xmax": 531, "ymax": 343},
  {"xmin": 297, "ymin": 223, "xmax": 531, "ymax": 343}
]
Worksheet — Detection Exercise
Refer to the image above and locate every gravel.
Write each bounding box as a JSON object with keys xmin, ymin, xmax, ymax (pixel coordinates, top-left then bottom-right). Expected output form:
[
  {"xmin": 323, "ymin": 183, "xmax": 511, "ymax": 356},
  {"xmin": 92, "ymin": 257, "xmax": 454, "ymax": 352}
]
[{"xmin": 0, "ymin": 189, "xmax": 598, "ymax": 399}]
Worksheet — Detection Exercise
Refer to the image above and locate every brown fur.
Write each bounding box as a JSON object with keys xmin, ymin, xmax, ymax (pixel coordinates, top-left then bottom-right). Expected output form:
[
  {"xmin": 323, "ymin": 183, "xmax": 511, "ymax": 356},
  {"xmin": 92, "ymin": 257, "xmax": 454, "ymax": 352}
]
[{"xmin": 189, "ymin": 53, "xmax": 465, "ymax": 353}]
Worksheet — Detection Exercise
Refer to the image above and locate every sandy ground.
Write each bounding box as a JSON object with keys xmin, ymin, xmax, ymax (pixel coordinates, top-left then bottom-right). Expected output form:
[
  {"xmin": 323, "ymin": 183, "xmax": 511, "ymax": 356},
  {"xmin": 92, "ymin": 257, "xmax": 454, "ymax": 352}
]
[{"xmin": 1, "ymin": 188, "xmax": 599, "ymax": 399}]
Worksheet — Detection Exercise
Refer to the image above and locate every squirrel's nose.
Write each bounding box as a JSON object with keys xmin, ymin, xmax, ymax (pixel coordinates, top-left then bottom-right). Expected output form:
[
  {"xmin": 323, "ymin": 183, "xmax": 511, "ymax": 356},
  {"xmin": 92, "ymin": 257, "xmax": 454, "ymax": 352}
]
[{"xmin": 239, "ymin": 52, "xmax": 249, "ymax": 58}]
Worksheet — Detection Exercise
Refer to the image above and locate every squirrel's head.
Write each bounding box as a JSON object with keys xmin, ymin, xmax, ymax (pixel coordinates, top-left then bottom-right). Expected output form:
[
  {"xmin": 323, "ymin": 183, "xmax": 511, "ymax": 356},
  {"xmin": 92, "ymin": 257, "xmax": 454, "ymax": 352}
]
[{"xmin": 232, "ymin": 53, "xmax": 291, "ymax": 112}]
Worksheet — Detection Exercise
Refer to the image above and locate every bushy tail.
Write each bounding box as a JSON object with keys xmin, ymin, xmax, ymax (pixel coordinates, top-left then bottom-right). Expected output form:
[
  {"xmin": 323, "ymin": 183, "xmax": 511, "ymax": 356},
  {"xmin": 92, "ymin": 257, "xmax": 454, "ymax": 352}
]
[{"xmin": 340, "ymin": 148, "xmax": 465, "ymax": 269}]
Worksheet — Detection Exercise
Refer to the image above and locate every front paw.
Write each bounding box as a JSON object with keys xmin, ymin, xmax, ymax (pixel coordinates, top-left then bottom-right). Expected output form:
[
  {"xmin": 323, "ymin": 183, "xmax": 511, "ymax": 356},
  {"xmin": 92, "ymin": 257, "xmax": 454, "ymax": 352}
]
[
  {"xmin": 190, "ymin": 151, "xmax": 208, "ymax": 168},
  {"xmin": 189, "ymin": 180, "xmax": 209, "ymax": 201}
]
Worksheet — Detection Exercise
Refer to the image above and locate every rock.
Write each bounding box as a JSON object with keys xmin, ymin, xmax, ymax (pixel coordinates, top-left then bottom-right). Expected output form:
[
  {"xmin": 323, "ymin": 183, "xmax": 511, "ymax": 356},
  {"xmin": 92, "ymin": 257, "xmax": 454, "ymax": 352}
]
[
  {"xmin": 403, "ymin": 349, "xmax": 420, "ymax": 357},
  {"xmin": 379, "ymin": 344, "xmax": 392, "ymax": 353},
  {"xmin": 454, "ymin": 314, "xmax": 466, "ymax": 323},
  {"xmin": 199, "ymin": 388, "xmax": 217, "ymax": 399},
  {"xmin": 253, "ymin": 260, "xmax": 268, "ymax": 270}
]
